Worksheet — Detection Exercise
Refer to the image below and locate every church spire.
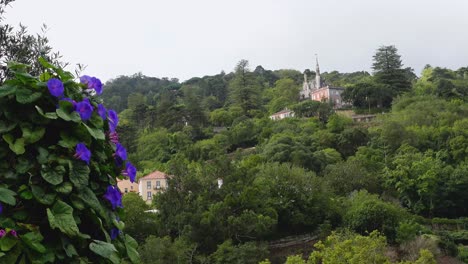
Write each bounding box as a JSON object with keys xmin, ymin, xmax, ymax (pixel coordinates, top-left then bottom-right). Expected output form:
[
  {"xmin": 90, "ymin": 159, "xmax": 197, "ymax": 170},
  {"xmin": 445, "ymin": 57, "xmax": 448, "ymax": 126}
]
[
  {"xmin": 315, "ymin": 54, "xmax": 321, "ymax": 88},
  {"xmin": 315, "ymin": 54, "xmax": 320, "ymax": 75}
]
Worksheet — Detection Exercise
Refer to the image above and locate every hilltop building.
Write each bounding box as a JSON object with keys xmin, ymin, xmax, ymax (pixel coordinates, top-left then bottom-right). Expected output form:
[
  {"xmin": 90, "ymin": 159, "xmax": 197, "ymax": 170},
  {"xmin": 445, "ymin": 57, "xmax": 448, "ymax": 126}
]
[
  {"xmin": 300, "ymin": 56, "xmax": 347, "ymax": 109},
  {"xmin": 117, "ymin": 179, "xmax": 139, "ymax": 194},
  {"xmin": 270, "ymin": 108, "xmax": 295, "ymax": 121},
  {"xmin": 138, "ymin": 170, "xmax": 169, "ymax": 204}
]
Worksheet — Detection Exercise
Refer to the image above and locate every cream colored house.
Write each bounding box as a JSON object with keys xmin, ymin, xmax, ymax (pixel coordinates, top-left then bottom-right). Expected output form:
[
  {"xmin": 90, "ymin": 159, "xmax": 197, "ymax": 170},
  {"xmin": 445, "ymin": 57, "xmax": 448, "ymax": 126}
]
[
  {"xmin": 138, "ymin": 170, "xmax": 168, "ymax": 204},
  {"xmin": 117, "ymin": 179, "xmax": 139, "ymax": 195}
]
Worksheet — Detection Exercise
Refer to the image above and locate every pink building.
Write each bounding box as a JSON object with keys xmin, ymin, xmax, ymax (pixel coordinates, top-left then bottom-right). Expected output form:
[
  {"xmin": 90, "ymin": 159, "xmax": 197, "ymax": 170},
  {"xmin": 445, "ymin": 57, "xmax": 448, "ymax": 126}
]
[{"xmin": 300, "ymin": 56, "xmax": 348, "ymax": 109}]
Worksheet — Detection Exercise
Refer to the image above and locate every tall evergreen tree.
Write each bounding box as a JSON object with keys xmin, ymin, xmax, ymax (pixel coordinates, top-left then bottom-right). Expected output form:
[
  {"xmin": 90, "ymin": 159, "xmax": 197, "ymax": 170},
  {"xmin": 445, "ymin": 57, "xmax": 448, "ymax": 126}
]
[
  {"xmin": 228, "ymin": 60, "xmax": 261, "ymax": 116},
  {"xmin": 372, "ymin": 45, "xmax": 412, "ymax": 97}
]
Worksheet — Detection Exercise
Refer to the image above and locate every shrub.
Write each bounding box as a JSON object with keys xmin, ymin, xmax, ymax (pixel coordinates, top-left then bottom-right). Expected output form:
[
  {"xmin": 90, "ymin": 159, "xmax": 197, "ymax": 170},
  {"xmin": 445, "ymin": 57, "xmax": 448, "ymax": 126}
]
[
  {"xmin": 0, "ymin": 60, "xmax": 138, "ymax": 263},
  {"xmin": 344, "ymin": 190, "xmax": 409, "ymax": 242}
]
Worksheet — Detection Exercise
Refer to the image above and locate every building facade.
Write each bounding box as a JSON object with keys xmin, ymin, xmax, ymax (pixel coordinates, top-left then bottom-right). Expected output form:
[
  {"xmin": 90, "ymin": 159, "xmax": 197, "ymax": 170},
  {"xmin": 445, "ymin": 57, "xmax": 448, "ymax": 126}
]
[
  {"xmin": 300, "ymin": 56, "xmax": 347, "ymax": 109},
  {"xmin": 138, "ymin": 170, "xmax": 168, "ymax": 204},
  {"xmin": 117, "ymin": 179, "xmax": 139, "ymax": 195},
  {"xmin": 269, "ymin": 108, "xmax": 295, "ymax": 121}
]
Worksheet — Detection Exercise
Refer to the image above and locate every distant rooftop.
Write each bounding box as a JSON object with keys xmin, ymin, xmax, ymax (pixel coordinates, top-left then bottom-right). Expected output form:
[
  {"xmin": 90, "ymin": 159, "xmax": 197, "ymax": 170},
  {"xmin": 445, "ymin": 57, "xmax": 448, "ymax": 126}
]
[{"xmin": 139, "ymin": 170, "xmax": 168, "ymax": 181}]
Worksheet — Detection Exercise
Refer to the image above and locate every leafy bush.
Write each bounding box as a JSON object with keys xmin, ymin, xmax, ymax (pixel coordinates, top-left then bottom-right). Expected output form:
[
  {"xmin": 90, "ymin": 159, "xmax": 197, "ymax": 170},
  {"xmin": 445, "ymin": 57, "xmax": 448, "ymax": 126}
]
[
  {"xmin": 138, "ymin": 236, "xmax": 196, "ymax": 264},
  {"xmin": 396, "ymin": 220, "xmax": 430, "ymax": 244},
  {"xmin": 344, "ymin": 190, "xmax": 409, "ymax": 242},
  {"xmin": 0, "ymin": 60, "xmax": 138, "ymax": 263},
  {"xmin": 457, "ymin": 245, "xmax": 468, "ymax": 263},
  {"xmin": 209, "ymin": 239, "xmax": 269, "ymax": 264}
]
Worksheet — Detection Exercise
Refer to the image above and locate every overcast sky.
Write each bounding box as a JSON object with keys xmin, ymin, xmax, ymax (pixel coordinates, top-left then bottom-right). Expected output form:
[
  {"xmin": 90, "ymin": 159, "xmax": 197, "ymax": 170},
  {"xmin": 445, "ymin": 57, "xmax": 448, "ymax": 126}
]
[{"xmin": 4, "ymin": 0, "xmax": 468, "ymax": 82}]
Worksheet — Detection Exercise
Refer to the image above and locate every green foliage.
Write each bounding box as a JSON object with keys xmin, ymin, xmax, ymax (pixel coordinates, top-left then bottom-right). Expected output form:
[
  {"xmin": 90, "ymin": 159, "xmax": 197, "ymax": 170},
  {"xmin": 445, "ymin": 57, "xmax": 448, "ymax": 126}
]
[
  {"xmin": 228, "ymin": 60, "xmax": 262, "ymax": 116},
  {"xmin": 139, "ymin": 236, "xmax": 197, "ymax": 264},
  {"xmin": 266, "ymin": 78, "xmax": 300, "ymax": 113},
  {"xmin": 344, "ymin": 191, "xmax": 409, "ymax": 242},
  {"xmin": 0, "ymin": 61, "xmax": 138, "ymax": 263},
  {"xmin": 323, "ymin": 159, "xmax": 380, "ymax": 195},
  {"xmin": 284, "ymin": 255, "xmax": 306, "ymax": 264},
  {"xmin": 309, "ymin": 230, "xmax": 390, "ymax": 264},
  {"xmin": 209, "ymin": 240, "xmax": 268, "ymax": 264},
  {"xmin": 457, "ymin": 245, "xmax": 468, "ymax": 263},
  {"xmin": 396, "ymin": 220, "xmax": 429, "ymax": 244},
  {"xmin": 122, "ymin": 193, "xmax": 159, "ymax": 243}
]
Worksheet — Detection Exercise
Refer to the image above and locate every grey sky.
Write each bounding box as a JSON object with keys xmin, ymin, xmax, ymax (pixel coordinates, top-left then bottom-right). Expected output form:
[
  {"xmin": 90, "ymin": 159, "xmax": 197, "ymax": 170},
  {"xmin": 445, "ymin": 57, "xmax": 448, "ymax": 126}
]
[{"xmin": 4, "ymin": 0, "xmax": 468, "ymax": 82}]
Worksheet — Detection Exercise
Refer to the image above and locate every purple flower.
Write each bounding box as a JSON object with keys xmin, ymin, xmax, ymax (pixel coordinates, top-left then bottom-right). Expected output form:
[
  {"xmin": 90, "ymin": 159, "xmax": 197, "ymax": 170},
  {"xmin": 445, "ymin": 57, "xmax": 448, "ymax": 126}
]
[
  {"xmin": 97, "ymin": 104, "xmax": 107, "ymax": 120},
  {"xmin": 108, "ymin": 110, "xmax": 119, "ymax": 132},
  {"xmin": 80, "ymin": 75, "xmax": 103, "ymax": 95},
  {"xmin": 74, "ymin": 143, "xmax": 91, "ymax": 164},
  {"xmin": 75, "ymin": 99, "xmax": 93, "ymax": 121},
  {"xmin": 89, "ymin": 77, "xmax": 103, "ymax": 95},
  {"xmin": 110, "ymin": 228, "xmax": 121, "ymax": 240},
  {"xmin": 0, "ymin": 230, "xmax": 5, "ymax": 238},
  {"xmin": 80, "ymin": 75, "xmax": 92, "ymax": 85},
  {"xmin": 109, "ymin": 131, "xmax": 119, "ymax": 144},
  {"xmin": 122, "ymin": 162, "xmax": 137, "ymax": 183},
  {"xmin": 114, "ymin": 143, "xmax": 127, "ymax": 162},
  {"xmin": 104, "ymin": 185, "xmax": 123, "ymax": 210},
  {"xmin": 0, "ymin": 202, "xmax": 2, "ymax": 214},
  {"xmin": 47, "ymin": 78, "xmax": 64, "ymax": 98},
  {"xmin": 9, "ymin": 230, "xmax": 17, "ymax": 237}
]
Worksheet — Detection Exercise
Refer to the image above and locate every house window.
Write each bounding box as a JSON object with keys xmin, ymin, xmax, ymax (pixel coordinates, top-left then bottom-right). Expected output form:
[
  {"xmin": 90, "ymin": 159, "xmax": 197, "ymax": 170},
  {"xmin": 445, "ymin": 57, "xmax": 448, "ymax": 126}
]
[
  {"xmin": 124, "ymin": 188, "xmax": 128, "ymax": 193},
  {"xmin": 156, "ymin": 181, "xmax": 161, "ymax": 189},
  {"xmin": 130, "ymin": 186, "xmax": 133, "ymax": 190},
  {"xmin": 147, "ymin": 181, "xmax": 151, "ymax": 189},
  {"xmin": 147, "ymin": 191, "xmax": 152, "ymax": 200}
]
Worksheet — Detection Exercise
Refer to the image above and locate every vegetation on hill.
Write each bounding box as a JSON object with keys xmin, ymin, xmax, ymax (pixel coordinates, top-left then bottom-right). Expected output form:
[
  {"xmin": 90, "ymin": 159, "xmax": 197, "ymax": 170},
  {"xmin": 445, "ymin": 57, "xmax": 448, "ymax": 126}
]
[{"xmin": 1, "ymin": 1, "xmax": 468, "ymax": 262}]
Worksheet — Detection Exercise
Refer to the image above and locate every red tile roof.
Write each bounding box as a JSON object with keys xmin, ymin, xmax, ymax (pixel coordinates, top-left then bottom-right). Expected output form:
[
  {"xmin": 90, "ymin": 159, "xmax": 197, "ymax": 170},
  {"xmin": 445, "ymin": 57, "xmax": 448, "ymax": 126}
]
[{"xmin": 140, "ymin": 170, "xmax": 167, "ymax": 181}]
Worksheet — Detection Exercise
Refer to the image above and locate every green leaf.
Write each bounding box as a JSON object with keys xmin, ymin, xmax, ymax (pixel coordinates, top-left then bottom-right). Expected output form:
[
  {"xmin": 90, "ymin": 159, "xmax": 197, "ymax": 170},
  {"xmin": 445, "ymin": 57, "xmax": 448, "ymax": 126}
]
[
  {"xmin": 0, "ymin": 187, "xmax": 17, "ymax": 206},
  {"xmin": 58, "ymin": 132, "xmax": 79, "ymax": 148},
  {"xmin": 56, "ymin": 108, "xmax": 81, "ymax": 122},
  {"xmin": 12, "ymin": 210, "xmax": 28, "ymax": 221},
  {"xmin": 7, "ymin": 61, "xmax": 29, "ymax": 72},
  {"xmin": 70, "ymin": 195, "xmax": 85, "ymax": 210},
  {"xmin": 47, "ymin": 200, "xmax": 80, "ymax": 237},
  {"xmin": 113, "ymin": 218, "xmax": 125, "ymax": 230},
  {"xmin": 21, "ymin": 124, "xmax": 45, "ymax": 144},
  {"xmin": 16, "ymin": 157, "xmax": 33, "ymax": 174},
  {"xmin": 2, "ymin": 134, "xmax": 26, "ymax": 155},
  {"xmin": 31, "ymin": 185, "xmax": 56, "ymax": 205},
  {"xmin": 125, "ymin": 235, "xmax": 140, "ymax": 264},
  {"xmin": 61, "ymin": 237, "xmax": 78, "ymax": 257},
  {"xmin": 83, "ymin": 123, "xmax": 105, "ymax": 140},
  {"xmin": 0, "ymin": 84, "xmax": 17, "ymax": 97},
  {"xmin": 35, "ymin": 105, "xmax": 58, "ymax": 119},
  {"xmin": 0, "ymin": 236, "xmax": 18, "ymax": 251},
  {"xmin": 89, "ymin": 240, "xmax": 119, "ymax": 264},
  {"xmin": 78, "ymin": 187, "xmax": 109, "ymax": 225},
  {"xmin": 55, "ymin": 182, "xmax": 73, "ymax": 194},
  {"xmin": 0, "ymin": 244, "xmax": 21, "ymax": 263},
  {"xmin": 36, "ymin": 147, "xmax": 49, "ymax": 164},
  {"xmin": 18, "ymin": 185, "xmax": 33, "ymax": 200},
  {"xmin": 21, "ymin": 231, "xmax": 46, "ymax": 253},
  {"xmin": 89, "ymin": 113, "xmax": 104, "ymax": 129},
  {"xmin": 38, "ymin": 57, "xmax": 58, "ymax": 71},
  {"xmin": 15, "ymin": 88, "xmax": 42, "ymax": 104},
  {"xmin": 41, "ymin": 165, "xmax": 66, "ymax": 185},
  {"xmin": 69, "ymin": 160, "xmax": 90, "ymax": 189},
  {"xmin": 0, "ymin": 121, "xmax": 17, "ymax": 134},
  {"xmin": 39, "ymin": 72, "xmax": 53, "ymax": 82}
]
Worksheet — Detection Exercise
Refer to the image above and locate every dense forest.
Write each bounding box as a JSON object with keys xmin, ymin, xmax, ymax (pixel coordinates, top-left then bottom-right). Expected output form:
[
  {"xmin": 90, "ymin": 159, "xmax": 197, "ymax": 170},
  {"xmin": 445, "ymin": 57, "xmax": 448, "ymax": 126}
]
[
  {"xmin": 1, "ymin": 1, "xmax": 468, "ymax": 262},
  {"xmin": 101, "ymin": 48, "xmax": 468, "ymax": 263}
]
